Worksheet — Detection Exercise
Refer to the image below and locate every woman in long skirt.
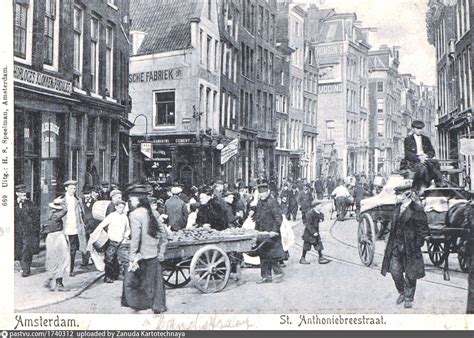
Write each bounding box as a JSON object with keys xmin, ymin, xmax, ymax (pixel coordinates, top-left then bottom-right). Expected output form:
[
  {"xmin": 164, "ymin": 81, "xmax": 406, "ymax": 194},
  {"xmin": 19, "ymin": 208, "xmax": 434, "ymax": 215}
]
[
  {"xmin": 44, "ymin": 199, "xmax": 70, "ymax": 291},
  {"xmin": 122, "ymin": 185, "xmax": 168, "ymax": 313}
]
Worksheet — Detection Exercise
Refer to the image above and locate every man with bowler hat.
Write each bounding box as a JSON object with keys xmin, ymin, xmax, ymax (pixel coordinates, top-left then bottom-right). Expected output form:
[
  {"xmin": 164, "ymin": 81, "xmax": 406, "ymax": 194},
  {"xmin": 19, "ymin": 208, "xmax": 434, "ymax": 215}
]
[
  {"xmin": 403, "ymin": 120, "xmax": 443, "ymax": 191},
  {"xmin": 381, "ymin": 184, "xmax": 429, "ymax": 309},
  {"xmin": 14, "ymin": 184, "xmax": 40, "ymax": 277}
]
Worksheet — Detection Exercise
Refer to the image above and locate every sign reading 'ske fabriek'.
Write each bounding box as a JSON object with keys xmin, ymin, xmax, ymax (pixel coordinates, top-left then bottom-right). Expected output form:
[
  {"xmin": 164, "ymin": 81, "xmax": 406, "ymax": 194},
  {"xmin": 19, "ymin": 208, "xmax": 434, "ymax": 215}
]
[
  {"xmin": 129, "ymin": 67, "xmax": 184, "ymax": 83},
  {"xmin": 14, "ymin": 64, "xmax": 72, "ymax": 95}
]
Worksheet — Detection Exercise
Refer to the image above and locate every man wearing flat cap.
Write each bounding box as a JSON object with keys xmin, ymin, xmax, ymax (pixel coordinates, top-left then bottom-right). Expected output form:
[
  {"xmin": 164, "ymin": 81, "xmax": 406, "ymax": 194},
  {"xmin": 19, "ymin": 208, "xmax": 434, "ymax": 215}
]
[
  {"xmin": 403, "ymin": 120, "xmax": 442, "ymax": 191},
  {"xmin": 164, "ymin": 184, "xmax": 189, "ymax": 231},
  {"xmin": 98, "ymin": 182, "xmax": 110, "ymax": 201},
  {"xmin": 60, "ymin": 180, "xmax": 87, "ymax": 276},
  {"xmin": 300, "ymin": 200, "xmax": 330, "ymax": 265},
  {"xmin": 381, "ymin": 184, "xmax": 429, "ymax": 309},
  {"xmin": 14, "ymin": 184, "xmax": 40, "ymax": 277}
]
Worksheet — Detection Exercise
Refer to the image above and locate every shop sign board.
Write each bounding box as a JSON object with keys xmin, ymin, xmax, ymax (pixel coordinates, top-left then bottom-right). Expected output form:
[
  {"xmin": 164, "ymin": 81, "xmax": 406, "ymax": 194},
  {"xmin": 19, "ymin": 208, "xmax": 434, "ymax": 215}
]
[
  {"xmin": 318, "ymin": 83, "xmax": 343, "ymax": 94},
  {"xmin": 460, "ymin": 138, "xmax": 474, "ymax": 155},
  {"xmin": 14, "ymin": 64, "xmax": 73, "ymax": 95}
]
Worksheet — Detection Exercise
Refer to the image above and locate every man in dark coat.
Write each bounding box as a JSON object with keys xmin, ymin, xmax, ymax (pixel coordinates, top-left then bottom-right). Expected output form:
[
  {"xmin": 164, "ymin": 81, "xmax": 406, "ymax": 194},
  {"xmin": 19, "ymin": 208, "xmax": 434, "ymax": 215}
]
[
  {"xmin": 196, "ymin": 188, "xmax": 228, "ymax": 230},
  {"xmin": 97, "ymin": 182, "xmax": 110, "ymax": 201},
  {"xmin": 381, "ymin": 184, "xmax": 429, "ymax": 309},
  {"xmin": 164, "ymin": 185, "xmax": 189, "ymax": 231},
  {"xmin": 403, "ymin": 120, "xmax": 442, "ymax": 191},
  {"xmin": 299, "ymin": 200, "xmax": 330, "ymax": 265},
  {"xmin": 14, "ymin": 184, "xmax": 40, "ymax": 277},
  {"xmin": 287, "ymin": 185, "xmax": 299, "ymax": 221},
  {"xmin": 298, "ymin": 184, "xmax": 313, "ymax": 223},
  {"xmin": 279, "ymin": 183, "xmax": 291, "ymax": 218},
  {"xmin": 326, "ymin": 177, "xmax": 336, "ymax": 198},
  {"xmin": 254, "ymin": 183, "xmax": 284, "ymax": 284},
  {"xmin": 314, "ymin": 178, "xmax": 324, "ymax": 200},
  {"xmin": 81, "ymin": 185, "xmax": 100, "ymax": 266}
]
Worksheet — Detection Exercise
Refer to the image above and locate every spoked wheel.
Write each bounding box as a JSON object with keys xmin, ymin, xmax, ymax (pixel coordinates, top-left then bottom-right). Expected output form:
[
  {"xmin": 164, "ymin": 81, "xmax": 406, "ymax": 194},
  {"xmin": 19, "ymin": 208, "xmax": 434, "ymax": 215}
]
[
  {"xmin": 427, "ymin": 241, "xmax": 448, "ymax": 267},
  {"xmin": 190, "ymin": 245, "xmax": 231, "ymax": 294},
  {"xmin": 162, "ymin": 259, "xmax": 191, "ymax": 288},
  {"xmin": 457, "ymin": 239, "xmax": 470, "ymax": 273},
  {"xmin": 358, "ymin": 213, "xmax": 376, "ymax": 266}
]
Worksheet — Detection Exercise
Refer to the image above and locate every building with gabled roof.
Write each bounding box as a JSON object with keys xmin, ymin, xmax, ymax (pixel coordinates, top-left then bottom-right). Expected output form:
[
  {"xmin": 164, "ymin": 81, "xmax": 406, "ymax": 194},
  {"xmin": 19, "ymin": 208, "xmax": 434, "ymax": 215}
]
[{"xmin": 128, "ymin": 0, "xmax": 222, "ymax": 187}]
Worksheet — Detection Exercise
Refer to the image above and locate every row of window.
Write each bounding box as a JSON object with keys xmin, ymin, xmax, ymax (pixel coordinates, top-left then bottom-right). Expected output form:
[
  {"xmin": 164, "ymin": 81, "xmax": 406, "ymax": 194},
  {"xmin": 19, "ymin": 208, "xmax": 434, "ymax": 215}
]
[
  {"xmin": 275, "ymin": 118, "xmax": 287, "ymax": 149},
  {"xmin": 240, "ymin": 89, "xmax": 254, "ymax": 128},
  {"xmin": 222, "ymin": 42, "xmax": 238, "ymax": 82},
  {"xmin": 303, "ymin": 98, "xmax": 316, "ymax": 126},
  {"xmin": 457, "ymin": 46, "xmax": 473, "ymax": 112},
  {"xmin": 256, "ymin": 46, "xmax": 274, "ymax": 84},
  {"xmin": 257, "ymin": 5, "xmax": 276, "ymax": 43},
  {"xmin": 14, "ymin": 1, "xmax": 121, "ymax": 99},
  {"xmin": 377, "ymin": 118, "xmax": 398, "ymax": 139},
  {"xmin": 291, "ymin": 46, "xmax": 304, "ymax": 68},
  {"xmin": 199, "ymin": 29, "xmax": 219, "ymax": 73},
  {"xmin": 290, "ymin": 77, "xmax": 303, "ymax": 109},
  {"xmin": 304, "ymin": 71, "xmax": 318, "ymax": 94},
  {"xmin": 346, "ymin": 88, "xmax": 358, "ymax": 113},
  {"xmin": 346, "ymin": 118, "xmax": 368, "ymax": 142},
  {"xmin": 221, "ymin": 90, "xmax": 237, "ymax": 130},
  {"xmin": 289, "ymin": 119, "xmax": 303, "ymax": 150},
  {"xmin": 275, "ymin": 94, "xmax": 288, "ymax": 114},
  {"xmin": 221, "ymin": 0, "xmax": 238, "ymax": 40},
  {"xmin": 241, "ymin": 42, "xmax": 255, "ymax": 79},
  {"xmin": 456, "ymin": 0, "xmax": 471, "ymax": 40},
  {"xmin": 256, "ymin": 90, "xmax": 274, "ymax": 131},
  {"xmin": 199, "ymin": 85, "xmax": 219, "ymax": 131}
]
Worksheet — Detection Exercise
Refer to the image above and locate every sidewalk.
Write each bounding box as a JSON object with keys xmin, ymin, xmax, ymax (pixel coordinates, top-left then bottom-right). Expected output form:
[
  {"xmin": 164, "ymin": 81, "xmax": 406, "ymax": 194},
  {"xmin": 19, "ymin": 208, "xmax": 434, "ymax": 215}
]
[{"xmin": 14, "ymin": 250, "xmax": 104, "ymax": 312}]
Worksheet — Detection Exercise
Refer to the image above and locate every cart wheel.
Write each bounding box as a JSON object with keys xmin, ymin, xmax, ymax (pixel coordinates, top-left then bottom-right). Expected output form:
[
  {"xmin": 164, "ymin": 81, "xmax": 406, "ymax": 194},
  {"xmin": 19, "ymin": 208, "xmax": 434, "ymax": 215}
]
[
  {"xmin": 427, "ymin": 241, "xmax": 448, "ymax": 267},
  {"xmin": 358, "ymin": 213, "xmax": 376, "ymax": 266},
  {"xmin": 162, "ymin": 259, "xmax": 191, "ymax": 288},
  {"xmin": 457, "ymin": 239, "xmax": 470, "ymax": 273},
  {"xmin": 190, "ymin": 245, "xmax": 231, "ymax": 294}
]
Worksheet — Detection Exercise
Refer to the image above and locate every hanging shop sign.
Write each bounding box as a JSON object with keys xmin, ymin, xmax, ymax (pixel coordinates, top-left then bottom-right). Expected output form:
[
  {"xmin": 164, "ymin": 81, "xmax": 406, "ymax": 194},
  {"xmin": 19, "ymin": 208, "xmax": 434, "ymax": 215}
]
[
  {"xmin": 141, "ymin": 142, "xmax": 153, "ymax": 159},
  {"xmin": 221, "ymin": 138, "xmax": 239, "ymax": 164},
  {"xmin": 14, "ymin": 64, "xmax": 73, "ymax": 95}
]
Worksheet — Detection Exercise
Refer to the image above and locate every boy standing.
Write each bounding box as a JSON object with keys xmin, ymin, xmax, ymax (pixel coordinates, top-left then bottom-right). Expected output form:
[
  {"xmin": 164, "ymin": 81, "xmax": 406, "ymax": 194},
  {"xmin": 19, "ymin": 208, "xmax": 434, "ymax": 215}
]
[{"xmin": 300, "ymin": 200, "xmax": 330, "ymax": 265}]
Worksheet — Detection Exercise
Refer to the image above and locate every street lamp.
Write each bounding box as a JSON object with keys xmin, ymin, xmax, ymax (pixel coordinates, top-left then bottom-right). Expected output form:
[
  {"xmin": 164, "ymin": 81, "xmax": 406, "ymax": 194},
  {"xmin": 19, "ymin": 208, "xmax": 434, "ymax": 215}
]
[{"xmin": 132, "ymin": 113, "xmax": 149, "ymax": 135}]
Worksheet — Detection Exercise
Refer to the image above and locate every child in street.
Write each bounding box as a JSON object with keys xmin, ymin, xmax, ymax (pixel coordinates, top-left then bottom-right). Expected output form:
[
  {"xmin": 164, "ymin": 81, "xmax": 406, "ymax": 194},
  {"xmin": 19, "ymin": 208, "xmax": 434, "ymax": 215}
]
[
  {"xmin": 91, "ymin": 200, "xmax": 130, "ymax": 283},
  {"xmin": 300, "ymin": 200, "xmax": 331, "ymax": 265}
]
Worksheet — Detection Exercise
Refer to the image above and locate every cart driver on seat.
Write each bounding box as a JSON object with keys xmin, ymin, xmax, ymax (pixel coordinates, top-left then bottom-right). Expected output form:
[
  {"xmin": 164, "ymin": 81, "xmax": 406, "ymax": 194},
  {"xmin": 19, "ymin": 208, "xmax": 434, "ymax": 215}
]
[{"xmin": 402, "ymin": 120, "xmax": 443, "ymax": 192}]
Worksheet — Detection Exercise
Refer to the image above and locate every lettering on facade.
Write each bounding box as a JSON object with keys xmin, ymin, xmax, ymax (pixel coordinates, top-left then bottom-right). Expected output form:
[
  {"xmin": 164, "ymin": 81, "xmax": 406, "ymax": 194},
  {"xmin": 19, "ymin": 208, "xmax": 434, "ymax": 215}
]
[
  {"xmin": 128, "ymin": 68, "xmax": 183, "ymax": 83},
  {"xmin": 139, "ymin": 136, "xmax": 196, "ymax": 145},
  {"xmin": 318, "ymin": 83, "xmax": 343, "ymax": 94},
  {"xmin": 14, "ymin": 65, "xmax": 72, "ymax": 95},
  {"xmin": 315, "ymin": 44, "xmax": 344, "ymax": 59}
]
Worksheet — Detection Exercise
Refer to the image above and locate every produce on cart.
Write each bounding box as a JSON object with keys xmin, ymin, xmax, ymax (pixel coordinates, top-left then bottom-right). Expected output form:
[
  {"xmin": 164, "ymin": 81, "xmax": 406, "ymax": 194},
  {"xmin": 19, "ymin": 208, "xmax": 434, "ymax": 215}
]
[{"xmin": 161, "ymin": 227, "xmax": 274, "ymax": 293}]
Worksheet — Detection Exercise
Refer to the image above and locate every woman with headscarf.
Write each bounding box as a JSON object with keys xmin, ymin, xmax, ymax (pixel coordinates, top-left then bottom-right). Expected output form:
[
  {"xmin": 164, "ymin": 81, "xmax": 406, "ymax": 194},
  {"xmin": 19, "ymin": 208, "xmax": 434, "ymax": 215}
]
[
  {"xmin": 122, "ymin": 185, "xmax": 168, "ymax": 314},
  {"xmin": 43, "ymin": 198, "xmax": 70, "ymax": 292}
]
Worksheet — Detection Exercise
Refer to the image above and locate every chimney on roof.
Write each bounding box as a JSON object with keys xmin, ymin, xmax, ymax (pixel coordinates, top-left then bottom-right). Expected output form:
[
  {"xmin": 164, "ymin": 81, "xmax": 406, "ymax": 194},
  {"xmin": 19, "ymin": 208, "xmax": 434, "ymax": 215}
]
[{"xmin": 130, "ymin": 30, "xmax": 146, "ymax": 56}]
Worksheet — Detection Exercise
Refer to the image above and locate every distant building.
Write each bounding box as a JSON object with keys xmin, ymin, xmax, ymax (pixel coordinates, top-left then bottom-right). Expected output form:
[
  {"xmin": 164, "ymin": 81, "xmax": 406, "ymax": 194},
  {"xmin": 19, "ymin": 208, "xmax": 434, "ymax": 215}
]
[
  {"xmin": 309, "ymin": 10, "xmax": 370, "ymax": 178},
  {"xmin": 13, "ymin": 0, "xmax": 131, "ymax": 222},
  {"xmin": 368, "ymin": 45, "xmax": 402, "ymax": 175}
]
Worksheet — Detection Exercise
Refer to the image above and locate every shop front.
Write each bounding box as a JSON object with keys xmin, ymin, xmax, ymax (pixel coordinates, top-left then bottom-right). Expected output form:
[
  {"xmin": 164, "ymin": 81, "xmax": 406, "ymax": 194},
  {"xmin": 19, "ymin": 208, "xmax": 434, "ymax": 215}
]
[{"xmin": 132, "ymin": 134, "xmax": 220, "ymax": 188}]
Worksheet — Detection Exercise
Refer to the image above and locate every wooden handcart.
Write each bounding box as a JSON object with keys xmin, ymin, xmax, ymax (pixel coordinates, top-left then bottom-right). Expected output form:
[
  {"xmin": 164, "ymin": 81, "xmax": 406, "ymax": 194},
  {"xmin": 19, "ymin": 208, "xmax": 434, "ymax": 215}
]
[{"xmin": 161, "ymin": 232, "xmax": 270, "ymax": 294}]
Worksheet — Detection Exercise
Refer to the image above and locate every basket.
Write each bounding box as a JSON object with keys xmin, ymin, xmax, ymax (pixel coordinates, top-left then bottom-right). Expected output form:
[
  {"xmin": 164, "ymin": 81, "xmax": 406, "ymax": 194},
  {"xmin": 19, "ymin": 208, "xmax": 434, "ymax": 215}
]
[
  {"xmin": 92, "ymin": 229, "xmax": 109, "ymax": 252},
  {"xmin": 92, "ymin": 200, "xmax": 111, "ymax": 221}
]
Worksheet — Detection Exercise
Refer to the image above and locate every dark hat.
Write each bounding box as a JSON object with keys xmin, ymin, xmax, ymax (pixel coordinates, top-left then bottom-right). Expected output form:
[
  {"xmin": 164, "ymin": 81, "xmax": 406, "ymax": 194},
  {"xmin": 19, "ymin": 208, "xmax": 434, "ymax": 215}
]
[
  {"xmin": 125, "ymin": 184, "xmax": 149, "ymax": 195},
  {"xmin": 82, "ymin": 185, "xmax": 94, "ymax": 194},
  {"xmin": 101, "ymin": 181, "xmax": 109, "ymax": 187},
  {"xmin": 110, "ymin": 182, "xmax": 120, "ymax": 189},
  {"xmin": 190, "ymin": 185, "xmax": 199, "ymax": 193},
  {"xmin": 63, "ymin": 180, "xmax": 78, "ymax": 187},
  {"xmin": 222, "ymin": 190, "xmax": 235, "ymax": 197},
  {"xmin": 311, "ymin": 199, "xmax": 323, "ymax": 207},
  {"xmin": 412, "ymin": 120, "xmax": 425, "ymax": 129},
  {"xmin": 283, "ymin": 182, "xmax": 289, "ymax": 187},
  {"xmin": 394, "ymin": 184, "xmax": 412, "ymax": 194},
  {"xmin": 237, "ymin": 181, "xmax": 247, "ymax": 189},
  {"xmin": 248, "ymin": 180, "xmax": 257, "ymax": 188},
  {"xmin": 148, "ymin": 196, "xmax": 158, "ymax": 204},
  {"xmin": 257, "ymin": 183, "xmax": 269, "ymax": 191},
  {"xmin": 199, "ymin": 185, "xmax": 212, "ymax": 195},
  {"xmin": 214, "ymin": 180, "xmax": 224, "ymax": 185},
  {"xmin": 15, "ymin": 184, "xmax": 27, "ymax": 192}
]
